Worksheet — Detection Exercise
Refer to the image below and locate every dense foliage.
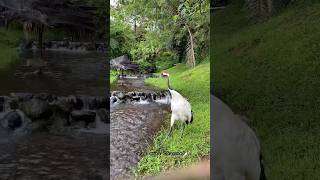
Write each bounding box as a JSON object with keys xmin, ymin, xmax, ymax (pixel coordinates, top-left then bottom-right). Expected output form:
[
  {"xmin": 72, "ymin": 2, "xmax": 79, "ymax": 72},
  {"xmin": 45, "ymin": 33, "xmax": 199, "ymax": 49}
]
[
  {"xmin": 72, "ymin": 0, "xmax": 108, "ymax": 40},
  {"xmin": 111, "ymin": 0, "xmax": 209, "ymax": 72}
]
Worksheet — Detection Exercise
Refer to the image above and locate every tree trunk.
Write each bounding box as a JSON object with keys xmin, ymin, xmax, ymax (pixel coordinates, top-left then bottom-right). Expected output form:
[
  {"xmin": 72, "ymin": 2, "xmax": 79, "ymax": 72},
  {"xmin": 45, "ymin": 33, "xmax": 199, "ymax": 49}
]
[
  {"xmin": 38, "ymin": 24, "xmax": 44, "ymax": 58},
  {"xmin": 134, "ymin": 16, "xmax": 137, "ymax": 34},
  {"xmin": 267, "ymin": 0, "xmax": 273, "ymax": 14},
  {"xmin": 186, "ymin": 24, "xmax": 196, "ymax": 68}
]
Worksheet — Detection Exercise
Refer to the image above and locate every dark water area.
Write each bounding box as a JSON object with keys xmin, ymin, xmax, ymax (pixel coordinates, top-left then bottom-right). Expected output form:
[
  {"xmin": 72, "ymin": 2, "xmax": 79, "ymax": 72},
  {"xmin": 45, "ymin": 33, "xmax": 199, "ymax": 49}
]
[
  {"xmin": 0, "ymin": 132, "xmax": 108, "ymax": 180},
  {"xmin": 0, "ymin": 50, "xmax": 109, "ymax": 180},
  {"xmin": 0, "ymin": 50, "xmax": 107, "ymax": 96}
]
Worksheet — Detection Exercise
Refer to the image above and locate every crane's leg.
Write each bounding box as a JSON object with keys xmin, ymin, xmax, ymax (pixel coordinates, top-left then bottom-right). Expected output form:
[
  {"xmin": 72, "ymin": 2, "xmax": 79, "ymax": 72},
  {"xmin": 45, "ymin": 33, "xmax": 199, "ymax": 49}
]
[
  {"xmin": 169, "ymin": 115, "xmax": 175, "ymax": 137},
  {"xmin": 158, "ymin": 126, "xmax": 173, "ymax": 148},
  {"xmin": 159, "ymin": 116, "xmax": 175, "ymax": 147},
  {"xmin": 180, "ymin": 122, "xmax": 186, "ymax": 138}
]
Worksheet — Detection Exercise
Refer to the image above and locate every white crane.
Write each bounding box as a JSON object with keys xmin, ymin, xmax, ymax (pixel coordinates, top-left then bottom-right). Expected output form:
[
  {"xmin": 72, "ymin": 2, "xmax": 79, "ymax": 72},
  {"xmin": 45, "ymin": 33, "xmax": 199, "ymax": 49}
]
[
  {"xmin": 161, "ymin": 72, "xmax": 193, "ymax": 136},
  {"xmin": 212, "ymin": 95, "xmax": 266, "ymax": 180}
]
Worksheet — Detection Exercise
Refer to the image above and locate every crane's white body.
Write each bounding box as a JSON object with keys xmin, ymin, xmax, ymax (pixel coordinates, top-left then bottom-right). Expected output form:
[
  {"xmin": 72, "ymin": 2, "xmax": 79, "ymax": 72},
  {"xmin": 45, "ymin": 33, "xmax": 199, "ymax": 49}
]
[
  {"xmin": 169, "ymin": 89, "xmax": 192, "ymax": 126},
  {"xmin": 212, "ymin": 95, "xmax": 263, "ymax": 180}
]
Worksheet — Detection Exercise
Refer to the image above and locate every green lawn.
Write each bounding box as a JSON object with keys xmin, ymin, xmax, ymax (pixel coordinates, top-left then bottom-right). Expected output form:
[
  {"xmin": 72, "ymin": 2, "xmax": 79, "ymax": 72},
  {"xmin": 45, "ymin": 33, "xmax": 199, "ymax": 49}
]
[
  {"xmin": 212, "ymin": 2, "xmax": 320, "ymax": 179},
  {"xmin": 0, "ymin": 28, "xmax": 23, "ymax": 66},
  {"xmin": 135, "ymin": 62, "xmax": 210, "ymax": 177}
]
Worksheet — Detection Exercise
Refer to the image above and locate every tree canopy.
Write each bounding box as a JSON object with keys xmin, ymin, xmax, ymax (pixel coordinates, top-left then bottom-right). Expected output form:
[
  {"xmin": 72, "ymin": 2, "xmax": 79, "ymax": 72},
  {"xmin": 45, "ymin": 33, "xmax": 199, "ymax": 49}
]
[{"xmin": 111, "ymin": 0, "xmax": 209, "ymax": 73}]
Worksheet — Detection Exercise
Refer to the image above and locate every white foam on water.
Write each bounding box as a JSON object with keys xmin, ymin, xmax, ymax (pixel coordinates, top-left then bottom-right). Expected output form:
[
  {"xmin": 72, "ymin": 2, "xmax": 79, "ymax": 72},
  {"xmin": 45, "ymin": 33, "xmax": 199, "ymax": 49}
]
[
  {"xmin": 155, "ymin": 96, "xmax": 171, "ymax": 105},
  {"xmin": 133, "ymin": 100, "xmax": 150, "ymax": 105}
]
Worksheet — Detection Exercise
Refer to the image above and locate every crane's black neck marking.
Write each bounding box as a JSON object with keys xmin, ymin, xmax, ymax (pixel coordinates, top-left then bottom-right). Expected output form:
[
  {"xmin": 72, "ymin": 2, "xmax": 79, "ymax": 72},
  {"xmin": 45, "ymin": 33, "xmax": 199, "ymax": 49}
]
[{"xmin": 166, "ymin": 76, "xmax": 172, "ymax": 90}]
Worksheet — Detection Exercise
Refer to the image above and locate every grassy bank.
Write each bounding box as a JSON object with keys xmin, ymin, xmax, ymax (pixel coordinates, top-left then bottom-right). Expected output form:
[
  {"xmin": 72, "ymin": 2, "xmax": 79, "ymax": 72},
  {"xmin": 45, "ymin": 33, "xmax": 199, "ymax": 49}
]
[
  {"xmin": 135, "ymin": 62, "xmax": 210, "ymax": 177},
  {"xmin": 0, "ymin": 28, "xmax": 23, "ymax": 66},
  {"xmin": 212, "ymin": 1, "xmax": 320, "ymax": 179}
]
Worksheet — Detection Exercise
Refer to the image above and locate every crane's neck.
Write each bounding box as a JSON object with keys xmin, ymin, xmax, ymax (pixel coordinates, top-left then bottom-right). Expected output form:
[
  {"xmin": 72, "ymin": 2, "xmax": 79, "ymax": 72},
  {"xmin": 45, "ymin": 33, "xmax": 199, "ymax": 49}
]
[{"xmin": 166, "ymin": 76, "xmax": 172, "ymax": 90}]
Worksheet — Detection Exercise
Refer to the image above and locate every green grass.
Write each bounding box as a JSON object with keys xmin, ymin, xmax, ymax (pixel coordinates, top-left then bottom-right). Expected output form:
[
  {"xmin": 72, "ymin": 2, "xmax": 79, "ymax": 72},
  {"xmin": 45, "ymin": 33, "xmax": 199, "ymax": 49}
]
[
  {"xmin": 135, "ymin": 62, "xmax": 210, "ymax": 177},
  {"xmin": 110, "ymin": 70, "xmax": 118, "ymax": 90},
  {"xmin": 212, "ymin": 1, "xmax": 320, "ymax": 179},
  {"xmin": 0, "ymin": 28, "xmax": 23, "ymax": 66},
  {"xmin": 110, "ymin": 71, "xmax": 117, "ymax": 84}
]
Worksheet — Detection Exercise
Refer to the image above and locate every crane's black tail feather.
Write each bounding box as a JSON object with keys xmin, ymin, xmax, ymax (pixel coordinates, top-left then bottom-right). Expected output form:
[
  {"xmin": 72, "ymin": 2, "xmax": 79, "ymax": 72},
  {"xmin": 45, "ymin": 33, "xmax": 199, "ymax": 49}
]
[
  {"xmin": 260, "ymin": 154, "xmax": 267, "ymax": 180},
  {"xmin": 190, "ymin": 110, "xmax": 193, "ymax": 124}
]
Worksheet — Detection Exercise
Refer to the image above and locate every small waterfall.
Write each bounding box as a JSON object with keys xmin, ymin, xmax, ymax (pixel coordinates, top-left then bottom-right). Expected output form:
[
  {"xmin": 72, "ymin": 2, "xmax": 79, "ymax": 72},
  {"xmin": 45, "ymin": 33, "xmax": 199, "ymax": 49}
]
[
  {"xmin": 110, "ymin": 91, "xmax": 171, "ymax": 107},
  {"xmin": 0, "ymin": 93, "xmax": 109, "ymax": 136}
]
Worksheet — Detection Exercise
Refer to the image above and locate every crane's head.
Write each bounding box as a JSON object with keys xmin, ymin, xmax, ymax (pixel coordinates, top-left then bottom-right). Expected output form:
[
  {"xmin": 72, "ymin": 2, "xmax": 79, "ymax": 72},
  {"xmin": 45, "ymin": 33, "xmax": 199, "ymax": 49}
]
[{"xmin": 161, "ymin": 71, "xmax": 170, "ymax": 78}]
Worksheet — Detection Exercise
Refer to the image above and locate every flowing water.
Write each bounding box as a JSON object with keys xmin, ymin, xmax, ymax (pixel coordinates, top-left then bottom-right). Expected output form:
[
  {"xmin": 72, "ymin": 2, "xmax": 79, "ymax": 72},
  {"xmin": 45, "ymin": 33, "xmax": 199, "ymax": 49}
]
[
  {"xmin": 110, "ymin": 77, "xmax": 170, "ymax": 179},
  {"xmin": 0, "ymin": 50, "xmax": 109, "ymax": 180},
  {"xmin": 0, "ymin": 50, "xmax": 107, "ymax": 96},
  {"xmin": 111, "ymin": 76, "xmax": 159, "ymax": 93}
]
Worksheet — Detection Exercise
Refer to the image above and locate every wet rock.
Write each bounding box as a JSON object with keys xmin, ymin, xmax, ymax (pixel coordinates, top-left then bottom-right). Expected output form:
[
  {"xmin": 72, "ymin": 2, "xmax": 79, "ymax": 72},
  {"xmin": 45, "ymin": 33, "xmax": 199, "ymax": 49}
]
[
  {"xmin": 71, "ymin": 110, "xmax": 96, "ymax": 124},
  {"xmin": 50, "ymin": 97, "xmax": 73, "ymax": 113},
  {"xmin": 117, "ymin": 92, "xmax": 125, "ymax": 100},
  {"xmin": 95, "ymin": 97, "xmax": 108, "ymax": 109},
  {"xmin": 132, "ymin": 96, "xmax": 140, "ymax": 101},
  {"xmin": 10, "ymin": 93, "xmax": 33, "ymax": 101},
  {"xmin": 21, "ymin": 98, "xmax": 52, "ymax": 120},
  {"xmin": 0, "ymin": 96, "xmax": 5, "ymax": 112},
  {"xmin": 97, "ymin": 109, "xmax": 109, "ymax": 124},
  {"xmin": 70, "ymin": 96, "xmax": 83, "ymax": 110},
  {"xmin": 9, "ymin": 99, "xmax": 19, "ymax": 110},
  {"xmin": 137, "ymin": 92, "xmax": 145, "ymax": 96},
  {"xmin": 87, "ymin": 97, "xmax": 97, "ymax": 110},
  {"xmin": 111, "ymin": 91, "xmax": 118, "ymax": 97},
  {"xmin": 35, "ymin": 93, "xmax": 55, "ymax": 101},
  {"xmin": 0, "ymin": 111, "xmax": 22, "ymax": 130},
  {"xmin": 127, "ymin": 92, "xmax": 136, "ymax": 98},
  {"xmin": 110, "ymin": 91, "xmax": 170, "ymax": 104},
  {"xmin": 140, "ymin": 95, "xmax": 147, "ymax": 101},
  {"xmin": 110, "ymin": 96, "xmax": 118, "ymax": 104},
  {"xmin": 152, "ymin": 93, "xmax": 157, "ymax": 100},
  {"xmin": 87, "ymin": 96, "xmax": 108, "ymax": 110}
]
